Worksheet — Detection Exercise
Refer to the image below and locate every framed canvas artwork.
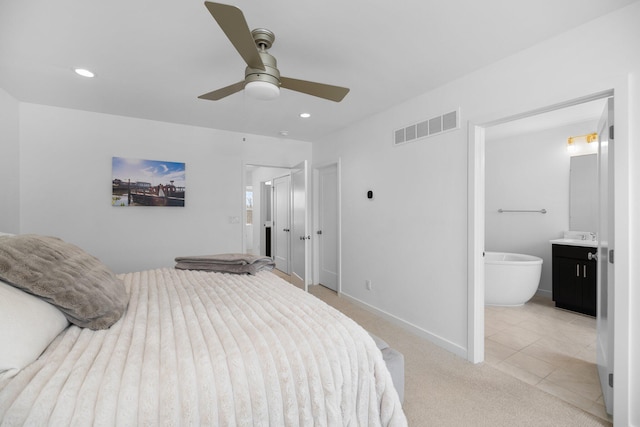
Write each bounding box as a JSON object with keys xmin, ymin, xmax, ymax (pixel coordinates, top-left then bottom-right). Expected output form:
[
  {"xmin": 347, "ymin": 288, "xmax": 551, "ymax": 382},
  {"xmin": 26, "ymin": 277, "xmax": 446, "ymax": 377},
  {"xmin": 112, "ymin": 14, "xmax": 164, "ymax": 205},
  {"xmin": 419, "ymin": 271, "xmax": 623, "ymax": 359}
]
[{"xmin": 112, "ymin": 157, "xmax": 185, "ymax": 207}]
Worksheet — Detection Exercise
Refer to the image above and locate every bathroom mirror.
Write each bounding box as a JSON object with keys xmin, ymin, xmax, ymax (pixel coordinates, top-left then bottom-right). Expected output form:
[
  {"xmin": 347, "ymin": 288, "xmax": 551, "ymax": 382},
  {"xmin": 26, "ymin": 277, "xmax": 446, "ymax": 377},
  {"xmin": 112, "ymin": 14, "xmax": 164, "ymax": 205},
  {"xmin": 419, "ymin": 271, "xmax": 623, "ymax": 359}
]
[{"xmin": 569, "ymin": 154, "xmax": 597, "ymax": 232}]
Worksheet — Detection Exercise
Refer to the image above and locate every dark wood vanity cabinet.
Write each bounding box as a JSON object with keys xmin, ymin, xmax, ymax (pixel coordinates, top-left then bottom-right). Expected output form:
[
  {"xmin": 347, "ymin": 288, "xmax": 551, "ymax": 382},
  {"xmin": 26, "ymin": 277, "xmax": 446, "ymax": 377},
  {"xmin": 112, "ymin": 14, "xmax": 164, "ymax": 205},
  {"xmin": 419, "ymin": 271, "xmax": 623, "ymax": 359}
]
[{"xmin": 552, "ymin": 244, "xmax": 597, "ymax": 316}]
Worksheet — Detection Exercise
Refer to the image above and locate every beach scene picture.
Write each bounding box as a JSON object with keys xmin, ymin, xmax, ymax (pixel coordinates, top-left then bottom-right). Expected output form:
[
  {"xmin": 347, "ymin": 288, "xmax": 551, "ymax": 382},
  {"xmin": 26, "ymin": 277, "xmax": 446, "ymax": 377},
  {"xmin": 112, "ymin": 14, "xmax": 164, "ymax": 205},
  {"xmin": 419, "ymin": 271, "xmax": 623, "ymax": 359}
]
[{"xmin": 112, "ymin": 157, "xmax": 185, "ymax": 207}]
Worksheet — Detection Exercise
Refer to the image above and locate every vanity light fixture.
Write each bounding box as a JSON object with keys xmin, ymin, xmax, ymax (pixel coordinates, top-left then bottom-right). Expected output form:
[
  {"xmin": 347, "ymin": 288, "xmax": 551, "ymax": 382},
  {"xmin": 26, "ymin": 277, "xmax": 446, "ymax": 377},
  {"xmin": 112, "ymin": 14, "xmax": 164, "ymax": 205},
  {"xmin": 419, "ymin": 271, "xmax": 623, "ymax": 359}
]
[
  {"xmin": 567, "ymin": 132, "xmax": 598, "ymax": 154},
  {"xmin": 567, "ymin": 132, "xmax": 598, "ymax": 145},
  {"xmin": 74, "ymin": 68, "xmax": 95, "ymax": 78}
]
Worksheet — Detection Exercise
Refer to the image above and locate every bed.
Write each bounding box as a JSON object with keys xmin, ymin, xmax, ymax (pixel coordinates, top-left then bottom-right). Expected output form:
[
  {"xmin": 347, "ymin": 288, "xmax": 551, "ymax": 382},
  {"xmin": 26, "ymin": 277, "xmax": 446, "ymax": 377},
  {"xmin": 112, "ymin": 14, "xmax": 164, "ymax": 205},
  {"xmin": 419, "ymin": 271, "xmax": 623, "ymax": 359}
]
[{"xmin": 0, "ymin": 234, "xmax": 406, "ymax": 426}]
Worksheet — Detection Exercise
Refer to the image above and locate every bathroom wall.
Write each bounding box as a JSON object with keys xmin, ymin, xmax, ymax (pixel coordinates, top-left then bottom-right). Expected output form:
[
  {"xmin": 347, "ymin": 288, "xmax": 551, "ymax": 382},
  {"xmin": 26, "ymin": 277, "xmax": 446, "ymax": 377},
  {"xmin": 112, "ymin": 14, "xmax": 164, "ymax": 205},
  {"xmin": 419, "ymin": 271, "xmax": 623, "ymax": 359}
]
[{"xmin": 485, "ymin": 120, "xmax": 598, "ymax": 296}]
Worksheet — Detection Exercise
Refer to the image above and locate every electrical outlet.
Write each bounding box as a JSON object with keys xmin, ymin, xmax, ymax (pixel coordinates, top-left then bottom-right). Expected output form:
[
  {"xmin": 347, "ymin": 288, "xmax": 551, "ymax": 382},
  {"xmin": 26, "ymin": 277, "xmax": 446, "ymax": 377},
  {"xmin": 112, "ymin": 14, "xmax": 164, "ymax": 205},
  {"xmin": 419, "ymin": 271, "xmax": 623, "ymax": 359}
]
[{"xmin": 365, "ymin": 279, "xmax": 372, "ymax": 290}]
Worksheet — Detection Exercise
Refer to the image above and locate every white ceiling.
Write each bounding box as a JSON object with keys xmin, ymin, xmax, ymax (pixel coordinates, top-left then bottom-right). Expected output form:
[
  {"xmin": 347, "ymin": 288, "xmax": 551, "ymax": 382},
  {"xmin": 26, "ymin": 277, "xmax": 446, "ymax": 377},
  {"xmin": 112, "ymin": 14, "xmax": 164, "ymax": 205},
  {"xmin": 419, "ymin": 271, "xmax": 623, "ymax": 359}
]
[{"xmin": 0, "ymin": 0, "xmax": 636, "ymax": 142}]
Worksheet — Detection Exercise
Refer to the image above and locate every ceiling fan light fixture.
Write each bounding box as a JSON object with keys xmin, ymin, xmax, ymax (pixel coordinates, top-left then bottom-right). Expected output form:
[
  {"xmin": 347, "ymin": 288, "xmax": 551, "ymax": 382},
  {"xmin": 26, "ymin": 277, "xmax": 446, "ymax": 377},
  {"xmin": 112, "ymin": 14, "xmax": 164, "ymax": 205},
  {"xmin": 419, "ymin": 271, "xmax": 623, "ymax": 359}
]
[{"xmin": 245, "ymin": 81, "xmax": 279, "ymax": 100}]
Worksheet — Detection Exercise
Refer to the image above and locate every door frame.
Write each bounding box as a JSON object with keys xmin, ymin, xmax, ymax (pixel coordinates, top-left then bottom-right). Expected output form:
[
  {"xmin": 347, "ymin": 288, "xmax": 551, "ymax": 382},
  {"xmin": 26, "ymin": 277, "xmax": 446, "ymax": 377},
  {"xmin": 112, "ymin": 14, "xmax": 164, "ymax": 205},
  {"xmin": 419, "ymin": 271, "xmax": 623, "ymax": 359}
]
[
  {"xmin": 242, "ymin": 163, "xmax": 292, "ymax": 253},
  {"xmin": 260, "ymin": 181, "xmax": 273, "ymax": 257},
  {"xmin": 313, "ymin": 159, "xmax": 342, "ymax": 293},
  {"xmin": 467, "ymin": 85, "xmax": 630, "ymax": 420},
  {"xmin": 242, "ymin": 162, "xmax": 307, "ymax": 282}
]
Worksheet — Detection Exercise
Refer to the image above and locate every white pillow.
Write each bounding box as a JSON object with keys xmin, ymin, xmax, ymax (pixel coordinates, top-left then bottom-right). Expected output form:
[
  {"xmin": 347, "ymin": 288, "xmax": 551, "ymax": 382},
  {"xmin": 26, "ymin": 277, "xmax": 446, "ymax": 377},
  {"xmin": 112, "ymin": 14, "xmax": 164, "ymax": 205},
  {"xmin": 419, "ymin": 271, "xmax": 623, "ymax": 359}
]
[{"xmin": 0, "ymin": 279, "xmax": 69, "ymax": 380}]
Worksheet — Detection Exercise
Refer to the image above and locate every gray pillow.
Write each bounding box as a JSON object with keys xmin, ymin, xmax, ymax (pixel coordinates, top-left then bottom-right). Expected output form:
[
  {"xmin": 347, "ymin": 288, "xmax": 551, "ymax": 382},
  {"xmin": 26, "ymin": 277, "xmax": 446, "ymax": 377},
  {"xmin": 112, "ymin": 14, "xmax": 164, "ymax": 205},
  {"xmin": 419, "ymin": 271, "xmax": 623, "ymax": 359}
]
[{"xmin": 0, "ymin": 235, "xmax": 127, "ymax": 330}]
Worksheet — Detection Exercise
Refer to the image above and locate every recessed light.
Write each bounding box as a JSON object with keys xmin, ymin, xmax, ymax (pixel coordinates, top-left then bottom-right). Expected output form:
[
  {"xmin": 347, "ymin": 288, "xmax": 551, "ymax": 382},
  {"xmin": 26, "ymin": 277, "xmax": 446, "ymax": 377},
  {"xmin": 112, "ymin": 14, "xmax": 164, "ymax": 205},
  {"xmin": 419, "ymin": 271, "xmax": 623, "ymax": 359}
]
[
  {"xmin": 279, "ymin": 130, "xmax": 289, "ymax": 136},
  {"xmin": 74, "ymin": 68, "xmax": 95, "ymax": 78},
  {"xmin": 299, "ymin": 112, "xmax": 311, "ymax": 118}
]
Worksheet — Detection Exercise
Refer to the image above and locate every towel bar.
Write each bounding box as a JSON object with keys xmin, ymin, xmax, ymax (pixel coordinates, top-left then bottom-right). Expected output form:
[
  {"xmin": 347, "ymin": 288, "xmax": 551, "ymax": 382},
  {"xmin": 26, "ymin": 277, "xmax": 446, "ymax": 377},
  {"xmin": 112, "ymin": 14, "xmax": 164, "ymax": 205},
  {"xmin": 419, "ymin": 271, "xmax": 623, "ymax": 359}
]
[{"xmin": 498, "ymin": 208, "xmax": 547, "ymax": 214}]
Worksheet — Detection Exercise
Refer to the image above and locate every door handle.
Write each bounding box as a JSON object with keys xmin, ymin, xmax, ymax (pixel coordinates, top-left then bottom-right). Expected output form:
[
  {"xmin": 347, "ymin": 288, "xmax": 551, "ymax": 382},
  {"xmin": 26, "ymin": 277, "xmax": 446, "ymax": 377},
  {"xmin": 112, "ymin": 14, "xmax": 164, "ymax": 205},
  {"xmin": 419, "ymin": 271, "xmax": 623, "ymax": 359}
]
[
  {"xmin": 584, "ymin": 265, "xmax": 586, "ymax": 278},
  {"xmin": 283, "ymin": 228, "xmax": 290, "ymax": 232},
  {"xmin": 576, "ymin": 264, "xmax": 580, "ymax": 277}
]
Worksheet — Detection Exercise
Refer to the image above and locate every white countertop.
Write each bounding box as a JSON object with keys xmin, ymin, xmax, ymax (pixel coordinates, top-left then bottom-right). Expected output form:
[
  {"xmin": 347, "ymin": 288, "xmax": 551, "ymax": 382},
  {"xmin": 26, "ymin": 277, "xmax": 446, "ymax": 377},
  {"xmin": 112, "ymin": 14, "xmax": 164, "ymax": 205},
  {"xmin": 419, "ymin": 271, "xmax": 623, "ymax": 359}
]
[{"xmin": 549, "ymin": 238, "xmax": 597, "ymax": 248}]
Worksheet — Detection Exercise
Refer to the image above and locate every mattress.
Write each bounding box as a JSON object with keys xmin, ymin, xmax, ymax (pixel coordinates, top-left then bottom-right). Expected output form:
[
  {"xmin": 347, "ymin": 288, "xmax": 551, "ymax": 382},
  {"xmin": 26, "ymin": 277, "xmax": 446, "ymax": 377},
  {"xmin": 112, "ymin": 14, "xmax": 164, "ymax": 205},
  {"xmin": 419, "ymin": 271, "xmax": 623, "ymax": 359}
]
[{"xmin": 0, "ymin": 268, "xmax": 406, "ymax": 426}]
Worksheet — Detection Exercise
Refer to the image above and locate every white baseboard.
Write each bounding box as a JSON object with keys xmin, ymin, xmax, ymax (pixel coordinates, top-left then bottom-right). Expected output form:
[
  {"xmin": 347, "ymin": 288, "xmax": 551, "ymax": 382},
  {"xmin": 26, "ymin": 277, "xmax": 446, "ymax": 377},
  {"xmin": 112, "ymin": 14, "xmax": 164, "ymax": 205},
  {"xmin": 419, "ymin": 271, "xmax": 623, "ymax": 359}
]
[{"xmin": 338, "ymin": 291, "xmax": 468, "ymax": 359}]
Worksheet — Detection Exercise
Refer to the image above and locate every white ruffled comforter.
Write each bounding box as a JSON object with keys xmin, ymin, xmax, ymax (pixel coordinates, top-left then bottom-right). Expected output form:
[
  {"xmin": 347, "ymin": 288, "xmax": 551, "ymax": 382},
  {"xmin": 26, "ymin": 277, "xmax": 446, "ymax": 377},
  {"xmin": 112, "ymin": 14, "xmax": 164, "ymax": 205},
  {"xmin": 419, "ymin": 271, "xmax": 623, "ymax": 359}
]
[{"xmin": 0, "ymin": 268, "xmax": 406, "ymax": 426}]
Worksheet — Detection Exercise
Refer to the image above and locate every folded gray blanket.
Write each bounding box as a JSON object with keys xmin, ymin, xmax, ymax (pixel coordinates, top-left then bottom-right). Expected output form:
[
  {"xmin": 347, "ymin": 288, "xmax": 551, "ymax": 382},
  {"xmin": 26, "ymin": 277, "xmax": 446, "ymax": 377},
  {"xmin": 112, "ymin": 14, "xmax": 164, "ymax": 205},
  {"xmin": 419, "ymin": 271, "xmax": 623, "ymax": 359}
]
[
  {"xmin": 174, "ymin": 253, "xmax": 275, "ymax": 275},
  {"xmin": 175, "ymin": 253, "xmax": 270, "ymax": 265}
]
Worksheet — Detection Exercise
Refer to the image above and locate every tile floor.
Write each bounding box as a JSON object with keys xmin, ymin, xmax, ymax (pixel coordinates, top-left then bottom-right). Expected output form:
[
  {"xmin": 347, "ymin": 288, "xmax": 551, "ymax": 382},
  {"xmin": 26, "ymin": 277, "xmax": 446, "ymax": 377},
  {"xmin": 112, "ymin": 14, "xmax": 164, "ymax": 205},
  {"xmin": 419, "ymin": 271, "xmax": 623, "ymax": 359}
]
[{"xmin": 485, "ymin": 294, "xmax": 611, "ymax": 422}]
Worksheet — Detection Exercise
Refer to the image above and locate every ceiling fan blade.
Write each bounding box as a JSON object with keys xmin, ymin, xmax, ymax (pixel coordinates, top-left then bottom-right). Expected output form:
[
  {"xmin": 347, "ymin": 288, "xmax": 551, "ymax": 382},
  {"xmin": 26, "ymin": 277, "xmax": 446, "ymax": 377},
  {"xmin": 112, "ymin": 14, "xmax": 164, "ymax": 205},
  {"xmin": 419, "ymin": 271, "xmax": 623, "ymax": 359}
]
[
  {"xmin": 198, "ymin": 81, "xmax": 245, "ymax": 101},
  {"xmin": 204, "ymin": 2, "xmax": 265, "ymax": 71},
  {"xmin": 280, "ymin": 77, "xmax": 350, "ymax": 102}
]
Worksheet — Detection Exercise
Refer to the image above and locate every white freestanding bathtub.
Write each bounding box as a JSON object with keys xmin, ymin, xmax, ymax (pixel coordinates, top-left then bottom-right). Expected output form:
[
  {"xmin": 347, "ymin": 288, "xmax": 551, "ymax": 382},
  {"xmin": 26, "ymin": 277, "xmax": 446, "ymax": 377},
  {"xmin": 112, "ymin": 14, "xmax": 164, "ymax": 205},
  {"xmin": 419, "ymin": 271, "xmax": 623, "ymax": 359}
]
[{"xmin": 485, "ymin": 251, "xmax": 543, "ymax": 306}]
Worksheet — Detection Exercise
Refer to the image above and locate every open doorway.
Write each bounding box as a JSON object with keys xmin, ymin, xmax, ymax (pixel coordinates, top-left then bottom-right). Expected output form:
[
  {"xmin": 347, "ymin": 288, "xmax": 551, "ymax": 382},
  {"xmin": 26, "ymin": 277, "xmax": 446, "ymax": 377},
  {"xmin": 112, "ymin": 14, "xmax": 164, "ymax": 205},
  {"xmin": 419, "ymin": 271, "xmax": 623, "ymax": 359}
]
[
  {"xmin": 467, "ymin": 90, "xmax": 615, "ymax": 420},
  {"xmin": 244, "ymin": 165, "xmax": 287, "ymax": 255},
  {"xmin": 243, "ymin": 162, "xmax": 310, "ymax": 290}
]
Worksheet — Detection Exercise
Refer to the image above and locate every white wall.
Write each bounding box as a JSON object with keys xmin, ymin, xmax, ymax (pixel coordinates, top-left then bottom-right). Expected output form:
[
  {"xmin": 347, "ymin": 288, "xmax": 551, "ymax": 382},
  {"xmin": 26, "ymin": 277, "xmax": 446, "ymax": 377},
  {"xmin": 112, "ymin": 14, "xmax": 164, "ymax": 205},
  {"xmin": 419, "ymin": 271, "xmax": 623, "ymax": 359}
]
[
  {"xmin": 485, "ymin": 121, "xmax": 597, "ymax": 296},
  {"xmin": 0, "ymin": 88, "xmax": 20, "ymax": 233},
  {"xmin": 17, "ymin": 103, "xmax": 311, "ymax": 273},
  {"xmin": 314, "ymin": 3, "xmax": 640, "ymax": 424}
]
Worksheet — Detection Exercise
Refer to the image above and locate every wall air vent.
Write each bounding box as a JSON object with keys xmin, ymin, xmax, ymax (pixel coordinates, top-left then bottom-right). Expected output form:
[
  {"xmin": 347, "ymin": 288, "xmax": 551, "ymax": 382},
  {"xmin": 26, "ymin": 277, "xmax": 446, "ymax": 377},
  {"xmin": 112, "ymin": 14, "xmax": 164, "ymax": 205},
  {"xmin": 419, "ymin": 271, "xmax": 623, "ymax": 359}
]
[{"xmin": 393, "ymin": 109, "xmax": 460, "ymax": 146}]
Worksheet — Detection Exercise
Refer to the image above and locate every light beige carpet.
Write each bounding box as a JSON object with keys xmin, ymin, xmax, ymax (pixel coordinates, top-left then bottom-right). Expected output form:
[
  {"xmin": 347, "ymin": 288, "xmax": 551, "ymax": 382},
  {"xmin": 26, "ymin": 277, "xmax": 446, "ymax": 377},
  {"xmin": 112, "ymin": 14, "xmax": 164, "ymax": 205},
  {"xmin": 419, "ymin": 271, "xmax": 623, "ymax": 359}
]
[{"xmin": 308, "ymin": 284, "xmax": 611, "ymax": 427}]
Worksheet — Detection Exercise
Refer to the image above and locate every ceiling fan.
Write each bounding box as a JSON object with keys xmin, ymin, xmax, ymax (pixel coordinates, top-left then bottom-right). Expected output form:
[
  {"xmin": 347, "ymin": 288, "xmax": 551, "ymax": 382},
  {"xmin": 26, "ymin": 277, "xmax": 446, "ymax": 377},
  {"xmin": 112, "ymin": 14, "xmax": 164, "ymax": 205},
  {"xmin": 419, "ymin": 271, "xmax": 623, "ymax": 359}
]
[{"xmin": 198, "ymin": 2, "xmax": 350, "ymax": 102}]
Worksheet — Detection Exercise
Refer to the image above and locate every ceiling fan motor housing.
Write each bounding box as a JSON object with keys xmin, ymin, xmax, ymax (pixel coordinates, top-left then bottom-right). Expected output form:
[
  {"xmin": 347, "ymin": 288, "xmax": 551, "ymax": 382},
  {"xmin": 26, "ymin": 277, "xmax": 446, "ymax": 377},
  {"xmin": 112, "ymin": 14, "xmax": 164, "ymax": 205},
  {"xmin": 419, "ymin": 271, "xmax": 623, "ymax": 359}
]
[{"xmin": 245, "ymin": 51, "xmax": 280, "ymax": 87}]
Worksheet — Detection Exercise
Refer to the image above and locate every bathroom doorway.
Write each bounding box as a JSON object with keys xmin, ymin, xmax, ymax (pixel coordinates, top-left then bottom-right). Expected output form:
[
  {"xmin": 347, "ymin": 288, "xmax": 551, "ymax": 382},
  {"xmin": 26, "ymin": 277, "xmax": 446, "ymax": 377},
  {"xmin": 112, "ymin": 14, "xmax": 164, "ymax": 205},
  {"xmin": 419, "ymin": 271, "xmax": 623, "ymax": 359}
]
[{"xmin": 468, "ymin": 90, "xmax": 615, "ymax": 420}]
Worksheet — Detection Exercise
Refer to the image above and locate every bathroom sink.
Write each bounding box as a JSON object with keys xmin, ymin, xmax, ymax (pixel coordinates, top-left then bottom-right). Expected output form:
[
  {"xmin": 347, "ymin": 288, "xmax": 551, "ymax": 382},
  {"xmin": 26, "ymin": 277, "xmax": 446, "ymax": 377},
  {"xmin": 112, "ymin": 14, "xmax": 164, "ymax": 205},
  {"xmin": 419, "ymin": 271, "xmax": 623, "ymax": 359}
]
[{"xmin": 549, "ymin": 238, "xmax": 597, "ymax": 248}]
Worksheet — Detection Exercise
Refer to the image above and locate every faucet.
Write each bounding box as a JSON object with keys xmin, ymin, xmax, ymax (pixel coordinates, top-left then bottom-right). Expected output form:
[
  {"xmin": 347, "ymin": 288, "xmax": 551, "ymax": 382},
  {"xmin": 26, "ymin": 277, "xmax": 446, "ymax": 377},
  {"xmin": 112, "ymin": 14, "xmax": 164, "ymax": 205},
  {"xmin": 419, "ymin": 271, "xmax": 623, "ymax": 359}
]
[{"xmin": 589, "ymin": 232, "xmax": 596, "ymax": 241}]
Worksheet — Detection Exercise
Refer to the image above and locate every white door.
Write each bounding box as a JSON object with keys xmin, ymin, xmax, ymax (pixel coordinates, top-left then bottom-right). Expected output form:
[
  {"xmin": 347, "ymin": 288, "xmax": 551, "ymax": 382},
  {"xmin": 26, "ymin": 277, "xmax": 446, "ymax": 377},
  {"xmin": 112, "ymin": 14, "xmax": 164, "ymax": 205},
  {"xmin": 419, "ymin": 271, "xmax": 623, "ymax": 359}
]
[
  {"xmin": 596, "ymin": 97, "xmax": 614, "ymax": 415},
  {"xmin": 291, "ymin": 161, "xmax": 308, "ymax": 289},
  {"xmin": 273, "ymin": 175, "xmax": 291, "ymax": 274},
  {"xmin": 318, "ymin": 164, "xmax": 338, "ymax": 290}
]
